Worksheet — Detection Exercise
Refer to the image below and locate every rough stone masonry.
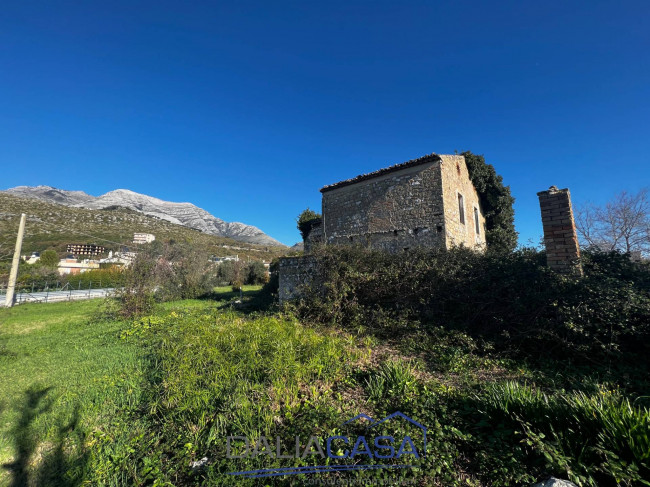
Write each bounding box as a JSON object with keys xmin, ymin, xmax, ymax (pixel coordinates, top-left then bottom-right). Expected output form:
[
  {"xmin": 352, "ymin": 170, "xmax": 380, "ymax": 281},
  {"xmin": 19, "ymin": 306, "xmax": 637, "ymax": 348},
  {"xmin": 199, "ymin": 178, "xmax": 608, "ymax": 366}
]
[
  {"xmin": 280, "ymin": 153, "xmax": 487, "ymax": 302},
  {"xmin": 317, "ymin": 153, "xmax": 486, "ymax": 253},
  {"xmin": 537, "ymin": 186, "xmax": 583, "ymax": 275}
]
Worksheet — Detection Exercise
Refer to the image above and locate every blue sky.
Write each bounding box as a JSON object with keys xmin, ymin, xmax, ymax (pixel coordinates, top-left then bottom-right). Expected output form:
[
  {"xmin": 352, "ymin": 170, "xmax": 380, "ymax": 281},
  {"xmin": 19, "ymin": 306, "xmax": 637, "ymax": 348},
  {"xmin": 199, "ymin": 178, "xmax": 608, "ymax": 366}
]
[{"xmin": 1, "ymin": 1, "xmax": 648, "ymax": 246}]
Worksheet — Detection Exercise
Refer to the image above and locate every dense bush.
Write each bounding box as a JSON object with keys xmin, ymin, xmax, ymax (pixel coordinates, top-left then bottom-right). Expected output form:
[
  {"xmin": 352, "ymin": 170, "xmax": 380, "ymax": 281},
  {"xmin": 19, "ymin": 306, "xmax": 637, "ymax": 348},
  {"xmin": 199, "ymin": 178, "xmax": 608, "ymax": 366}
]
[
  {"xmin": 291, "ymin": 246, "xmax": 650, "ymax": 365},
  {"xmin": 115, "ymin": 242, "xmax": 217, "ymax": 317},
  {"xmin": 65, "ymin": 267, "xmax": 125, "ymax": 289},
  {"xmin": 245, "ymin": 260, "xmax": 268, "ymax": 285},
  {"xmin": 462, "ymin": 151, "xmax": 518, "ymax": 253},
  {"xmin": 115, "ymin": 252, "xmax": 157, "ymax": 317},
  {"xmin": 296, "ymin": 207, "xmax": 322, "ymax": 240},
  {"xmin": 216, "ymin": 259, "xmax": 268, "ymax": 286},
  {"xmin": 39, "ymin": 249, "xmax": 59, "ymax": 267}
]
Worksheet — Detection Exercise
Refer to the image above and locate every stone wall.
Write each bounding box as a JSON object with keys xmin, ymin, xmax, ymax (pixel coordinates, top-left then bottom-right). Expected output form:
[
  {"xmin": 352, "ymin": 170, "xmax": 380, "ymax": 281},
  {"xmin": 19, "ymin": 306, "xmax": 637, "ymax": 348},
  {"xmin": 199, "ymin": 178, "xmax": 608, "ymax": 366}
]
[
  {"xmin": 304, "ymin": 222, "xmax": 324, "ymax": 253},
  {"xmin": 321, "ymin": 161, "xmax": 447, "ymax": 252},
  {"xmin": 319, "ymin": 154, "xmax": 485, "ymax": 252},
  {"xmin": 537, "ymin": 186, "xmax": 582, "ymax": 275},
  {"xmin": 278, "ymin": 255, "xmax": 322, "ymax": 303},
  {"xmin": 439, "ymin": 155, "xmax": 486, "ymax": 249}
]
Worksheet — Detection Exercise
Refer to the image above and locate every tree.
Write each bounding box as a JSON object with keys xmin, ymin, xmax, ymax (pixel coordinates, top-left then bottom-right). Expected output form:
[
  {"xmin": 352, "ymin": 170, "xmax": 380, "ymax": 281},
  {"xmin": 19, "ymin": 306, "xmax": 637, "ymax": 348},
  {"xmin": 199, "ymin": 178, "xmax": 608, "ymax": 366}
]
[
  {"xmin": 246, "ymin": 261, "xmax": 268, "ymax": 285},
  {"xmin": 39, "ymin": 250, "xmax": 59, "ymax": 267},
  {"xmin": 297, "ymin": 208, "xmax": 322, "ymax": 241},
  {"xmin": 461, "ymin": 151, "xmax": 518, "ymax": 253},
  {"xmin": 576, "ymin": 188, "xmax": 650, "ymax": 257},
  {"xmin": 156, "ymin": 242, "xmax": 215, "ymax": 300},
  {"xmin": 216, "ymin": 260, "xmax": 236, "ymax": 285},
  {"xmin": 116, "ymin": 251, "xmax": 157, "ymax": 317},
  {"xmin": 115, "ymin": 241, "xmax": 216, "ymax": 316}
]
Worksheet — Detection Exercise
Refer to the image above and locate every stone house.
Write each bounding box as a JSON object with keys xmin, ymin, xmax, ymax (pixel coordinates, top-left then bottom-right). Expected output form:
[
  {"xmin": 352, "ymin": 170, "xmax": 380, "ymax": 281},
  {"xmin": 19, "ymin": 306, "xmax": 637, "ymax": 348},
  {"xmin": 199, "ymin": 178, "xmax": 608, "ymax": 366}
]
[{"xmin": 308, "ymin": 153, "xmax": 486, "ymax": 252}]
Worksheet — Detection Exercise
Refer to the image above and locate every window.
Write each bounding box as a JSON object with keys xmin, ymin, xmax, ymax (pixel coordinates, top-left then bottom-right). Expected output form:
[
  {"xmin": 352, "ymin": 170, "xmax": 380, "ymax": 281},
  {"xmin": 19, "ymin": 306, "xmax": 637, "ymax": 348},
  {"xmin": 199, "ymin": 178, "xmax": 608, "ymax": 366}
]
[
  {"xmin": 458, "ymin": 194, "xmax": 465, "ymax": 224},
  {"xmin": 474, "ymin": 208, "xmax": 480, "ymax": 235}
]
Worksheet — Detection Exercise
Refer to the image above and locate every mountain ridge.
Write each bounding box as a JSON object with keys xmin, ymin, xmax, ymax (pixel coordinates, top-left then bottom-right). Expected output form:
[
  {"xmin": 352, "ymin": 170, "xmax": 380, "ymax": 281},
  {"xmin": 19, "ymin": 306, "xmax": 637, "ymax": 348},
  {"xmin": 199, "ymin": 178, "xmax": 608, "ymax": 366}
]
[{"xmin": 2, "ymin": 185, "xmax": 285, "ymax": 247}]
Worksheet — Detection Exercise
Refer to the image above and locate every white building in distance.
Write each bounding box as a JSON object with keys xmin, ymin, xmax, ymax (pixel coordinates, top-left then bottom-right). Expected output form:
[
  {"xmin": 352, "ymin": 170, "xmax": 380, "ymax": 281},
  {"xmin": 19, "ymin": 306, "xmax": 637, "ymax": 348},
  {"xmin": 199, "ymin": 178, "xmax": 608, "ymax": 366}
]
[
  {"xmin": 57, "ymin": 258, "xmax": 100, "ymax": 275},
  {"xmin": 133, "ymin": 233, "xmax": 156, "ymax": 244}
]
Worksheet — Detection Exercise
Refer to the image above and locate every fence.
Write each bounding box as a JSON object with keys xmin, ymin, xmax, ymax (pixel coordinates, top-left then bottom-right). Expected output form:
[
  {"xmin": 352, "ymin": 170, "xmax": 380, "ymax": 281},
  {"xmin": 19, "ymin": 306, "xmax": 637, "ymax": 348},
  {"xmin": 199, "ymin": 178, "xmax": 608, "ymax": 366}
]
[{"xmin": 0, "ymin": 280, "xmax": 119, "ymax": 306}]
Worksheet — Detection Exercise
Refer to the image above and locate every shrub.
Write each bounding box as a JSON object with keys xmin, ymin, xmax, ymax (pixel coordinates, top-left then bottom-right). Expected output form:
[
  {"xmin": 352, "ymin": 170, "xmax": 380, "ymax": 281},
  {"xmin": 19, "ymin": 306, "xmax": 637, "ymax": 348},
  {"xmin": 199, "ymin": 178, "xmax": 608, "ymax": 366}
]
[
  {"xmin": 245, "ymin": 260, "xmax": 268, "ymax": 285},
  {"xmin": 39, "ymin": 249, "xmax": 59, "ymax": 267},
  {"xmin": 462, "ymin": 151, "xmax": 518, "ymax": 253},
  {"xmin": 296, "ymin": 208, "xmax": 322, "ymax": 241},
  {"xmin": 115, "ymin": 252, "xmax": 157, "ymax": 318},
  {"xmin": 364, "ymin": 359, "xmax": 418, "ymax": 403},
  {"xmin": 262, "ymin": 258, "xmax": 279, "ymax": 295},
  {"xmin": 290, "ymin": 246, "xmax": 650, "ymax": 366},
  {"xmin": 114, "ymin": 242, "xmax": 216, "ymax": 317}
]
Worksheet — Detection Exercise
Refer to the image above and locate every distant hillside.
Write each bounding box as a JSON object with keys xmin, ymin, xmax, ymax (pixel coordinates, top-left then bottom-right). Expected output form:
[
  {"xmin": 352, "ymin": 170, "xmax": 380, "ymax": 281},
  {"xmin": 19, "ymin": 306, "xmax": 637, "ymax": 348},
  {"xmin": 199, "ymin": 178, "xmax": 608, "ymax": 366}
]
[
  {"xmin": 0, "ymin": 193, "xmax": 286, "ymax": 262},
  {"xmin": 3, "ymin": 186, "xmax": 284, "ymax": 247}
]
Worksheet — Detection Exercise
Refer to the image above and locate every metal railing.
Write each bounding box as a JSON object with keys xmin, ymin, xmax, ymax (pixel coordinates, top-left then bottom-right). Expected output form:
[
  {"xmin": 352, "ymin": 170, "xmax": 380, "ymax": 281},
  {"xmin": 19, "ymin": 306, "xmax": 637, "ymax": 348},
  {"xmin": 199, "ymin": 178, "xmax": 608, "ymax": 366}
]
[{"xmin": 0, "ymin": 280, "xmax": 120, "ymax": 306}]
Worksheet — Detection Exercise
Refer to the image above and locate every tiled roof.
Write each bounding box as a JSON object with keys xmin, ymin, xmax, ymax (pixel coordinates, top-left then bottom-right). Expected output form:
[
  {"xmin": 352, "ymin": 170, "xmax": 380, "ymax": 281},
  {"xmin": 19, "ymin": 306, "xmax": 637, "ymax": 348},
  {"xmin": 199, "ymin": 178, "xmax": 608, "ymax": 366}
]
[{"xmin": 320, "ymin": 153, "xmax": 442, "ymax": 193}]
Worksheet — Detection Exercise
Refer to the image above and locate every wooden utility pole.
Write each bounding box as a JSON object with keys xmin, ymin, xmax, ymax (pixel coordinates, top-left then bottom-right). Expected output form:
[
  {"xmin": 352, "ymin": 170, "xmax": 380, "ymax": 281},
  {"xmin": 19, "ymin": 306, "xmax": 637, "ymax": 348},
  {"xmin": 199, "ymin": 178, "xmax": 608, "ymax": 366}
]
[{"xmin": 5, "ymin": 213, "xmax": 26, "ymax": 307}]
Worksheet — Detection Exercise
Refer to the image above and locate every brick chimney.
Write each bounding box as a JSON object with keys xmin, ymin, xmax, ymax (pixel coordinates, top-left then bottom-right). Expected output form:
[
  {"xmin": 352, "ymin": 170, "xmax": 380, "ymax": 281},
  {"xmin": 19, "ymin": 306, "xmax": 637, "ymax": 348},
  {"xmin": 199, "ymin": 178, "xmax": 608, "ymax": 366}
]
[{"xmin": 537, "ymin": 186, "xmax": 583, "ymax": 275}]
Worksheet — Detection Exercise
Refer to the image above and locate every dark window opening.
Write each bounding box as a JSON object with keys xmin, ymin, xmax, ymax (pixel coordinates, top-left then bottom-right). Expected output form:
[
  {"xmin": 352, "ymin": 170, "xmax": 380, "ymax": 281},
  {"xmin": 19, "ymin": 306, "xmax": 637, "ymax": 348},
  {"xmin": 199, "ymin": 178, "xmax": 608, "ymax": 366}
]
[
  {"xmin": 458, "ymin": 194, "xmax": 465, "ymax": 224},
  {"xmin": 393, "ymin": 229, "xmax": 398, "ymax": 236},
  {"xmin": 349, "ymin": 236, "xmax": 353, "ymax": 242},
  {"xmin": 403, "ymin": 247, "xmax": 410, "ymax": 252},
  {"xmin": 436, "ymin": 225, "xmax": 443, "ymax": 233},
  {"xmin": 413, "ymin": 227, "xmax": 420, "ymax": 235},
  {"xmin": 474, "ymin": 208, "xmax": 480, "ymax": 235}
]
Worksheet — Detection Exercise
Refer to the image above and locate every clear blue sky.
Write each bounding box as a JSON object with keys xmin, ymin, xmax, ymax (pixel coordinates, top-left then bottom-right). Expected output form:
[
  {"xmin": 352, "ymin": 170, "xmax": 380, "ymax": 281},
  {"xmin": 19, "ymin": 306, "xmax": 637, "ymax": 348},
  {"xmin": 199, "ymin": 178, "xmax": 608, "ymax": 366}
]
[{"xmin": 1, "ymin": 1, "xmax": 648, "ymax": 246}]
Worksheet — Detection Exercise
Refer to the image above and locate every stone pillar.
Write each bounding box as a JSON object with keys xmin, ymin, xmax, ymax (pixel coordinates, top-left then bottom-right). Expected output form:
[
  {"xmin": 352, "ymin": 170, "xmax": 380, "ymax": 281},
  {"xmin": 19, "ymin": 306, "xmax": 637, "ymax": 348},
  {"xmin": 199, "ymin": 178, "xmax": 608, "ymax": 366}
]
[{"xmin": 537, "ymin": 186, "xmax": 582, "ymax": 275}]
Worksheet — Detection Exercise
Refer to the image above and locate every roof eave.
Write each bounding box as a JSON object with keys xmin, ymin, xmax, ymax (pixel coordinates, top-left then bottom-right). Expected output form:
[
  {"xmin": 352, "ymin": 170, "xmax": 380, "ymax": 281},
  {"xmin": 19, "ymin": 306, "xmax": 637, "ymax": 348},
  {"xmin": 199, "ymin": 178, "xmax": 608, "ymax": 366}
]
[{"xmin": 320, "ymin": 153, "xmax": 442, "ymax": 193}]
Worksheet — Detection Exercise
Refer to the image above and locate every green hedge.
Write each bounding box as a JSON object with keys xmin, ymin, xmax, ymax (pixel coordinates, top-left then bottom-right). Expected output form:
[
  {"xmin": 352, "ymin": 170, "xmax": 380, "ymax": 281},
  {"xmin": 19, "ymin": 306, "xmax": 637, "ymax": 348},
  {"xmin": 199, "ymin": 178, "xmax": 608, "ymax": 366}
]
[{"xmin": 292, "ymin": 246, "xmax": 650, "ymax": 365}]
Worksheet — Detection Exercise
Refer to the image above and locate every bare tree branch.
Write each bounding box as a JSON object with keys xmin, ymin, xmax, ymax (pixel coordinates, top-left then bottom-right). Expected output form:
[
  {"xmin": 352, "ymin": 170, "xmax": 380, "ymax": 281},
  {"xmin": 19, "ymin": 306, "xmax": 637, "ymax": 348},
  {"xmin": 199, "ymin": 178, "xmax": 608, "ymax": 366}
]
[{"xmin": 576, "ymin": 188, "xmax": 650, "ymax": 257}]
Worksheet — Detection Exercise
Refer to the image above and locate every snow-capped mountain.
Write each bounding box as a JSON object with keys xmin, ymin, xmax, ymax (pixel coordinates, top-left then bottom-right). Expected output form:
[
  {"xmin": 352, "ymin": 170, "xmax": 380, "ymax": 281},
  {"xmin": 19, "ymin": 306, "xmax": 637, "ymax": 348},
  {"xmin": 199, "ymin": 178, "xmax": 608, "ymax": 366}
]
[{"xmin": 3, "ymin": 186, "xmax": 284, "ymax": 247}]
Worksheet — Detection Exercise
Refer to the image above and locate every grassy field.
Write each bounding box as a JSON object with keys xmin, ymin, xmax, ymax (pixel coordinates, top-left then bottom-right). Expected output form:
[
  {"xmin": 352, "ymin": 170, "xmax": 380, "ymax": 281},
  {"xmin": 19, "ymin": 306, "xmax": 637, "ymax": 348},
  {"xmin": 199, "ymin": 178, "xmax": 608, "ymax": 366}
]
[
  {"xmin": 0, "ymin": 288, "xmax": 648, "ymax": 486},
  {"xmin": 0, "ymin": 300, "xmax": 146, "ymax": 486}
]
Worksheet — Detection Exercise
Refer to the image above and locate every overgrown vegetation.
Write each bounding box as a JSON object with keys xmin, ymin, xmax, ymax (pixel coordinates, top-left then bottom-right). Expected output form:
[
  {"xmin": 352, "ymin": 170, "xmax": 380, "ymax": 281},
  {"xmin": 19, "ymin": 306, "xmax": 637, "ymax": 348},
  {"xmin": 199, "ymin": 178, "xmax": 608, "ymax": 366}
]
[
  {"xmin": 292, "ymin": 246, "xmax": 650, "ymax": 374},
  {"xmin": 2, "ymin": 248, "xmax": 649, "ymax": 485},
  {"xmin": 479, "ymin": 382, "xmax": 650, "ymax": 486},
  {"xmin": 114, "ymin": 242, "xmax": 217, "ymax": 317},
  {"xmin": 215, "ymin": 259, "xmax": 269, "ymax": 287},
  {"xmin": 296, "ymin": 208, "xmax": 322, "ymax": 241},
  {"xmin": 281, "ymin": 245, "xmax": 650, "ymax": 485},
  {"xmin": 461, "ymin": 151, "xmax": 518, "ymax": 253}
]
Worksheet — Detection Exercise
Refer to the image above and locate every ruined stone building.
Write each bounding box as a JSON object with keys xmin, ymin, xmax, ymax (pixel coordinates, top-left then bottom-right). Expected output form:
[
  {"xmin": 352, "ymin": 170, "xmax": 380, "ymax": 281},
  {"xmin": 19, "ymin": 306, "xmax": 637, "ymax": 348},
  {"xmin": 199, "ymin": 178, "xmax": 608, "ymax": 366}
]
[{"xmin": 307, "ymin": 153, "xmax": 486, "ymax": 253}]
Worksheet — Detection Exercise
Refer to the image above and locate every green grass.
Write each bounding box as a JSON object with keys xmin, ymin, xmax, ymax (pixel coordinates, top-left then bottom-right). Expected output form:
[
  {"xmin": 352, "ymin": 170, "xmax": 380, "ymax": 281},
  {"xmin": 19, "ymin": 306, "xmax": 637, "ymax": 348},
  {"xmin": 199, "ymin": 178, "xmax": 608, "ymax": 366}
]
[
  {"xmin": 0, "ymin": 300, "xmax": 145, "ymax": 486},
  {"xmin": 0, "ymin": 288, "xmax": 648, "ymax": 486},
  {"xmin": 212, "ymin": 284, "xmax": 263, "ymax": 297}
]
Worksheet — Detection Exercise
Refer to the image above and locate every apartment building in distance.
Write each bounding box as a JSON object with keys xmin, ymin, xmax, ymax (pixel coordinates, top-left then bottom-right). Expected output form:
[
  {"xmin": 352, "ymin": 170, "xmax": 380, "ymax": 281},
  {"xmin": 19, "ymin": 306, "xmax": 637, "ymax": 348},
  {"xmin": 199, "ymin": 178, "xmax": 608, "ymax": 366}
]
[{"xmin": 133, "ymin": 233, "xmax": 156, "ymax": 244}]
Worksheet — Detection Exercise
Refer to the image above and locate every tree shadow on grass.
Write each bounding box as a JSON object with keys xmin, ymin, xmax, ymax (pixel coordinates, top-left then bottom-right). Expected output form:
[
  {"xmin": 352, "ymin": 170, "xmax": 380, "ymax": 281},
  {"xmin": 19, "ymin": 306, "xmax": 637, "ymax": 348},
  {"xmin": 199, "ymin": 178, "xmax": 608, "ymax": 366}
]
[
  {"xmin": 2, "ymin": 386, "xmax": 89, "ymax": 486},
  {"xmin": 202, "ymin": 287, "xmax": 277, "ymax": 315}
]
